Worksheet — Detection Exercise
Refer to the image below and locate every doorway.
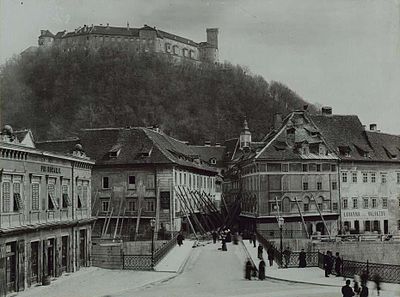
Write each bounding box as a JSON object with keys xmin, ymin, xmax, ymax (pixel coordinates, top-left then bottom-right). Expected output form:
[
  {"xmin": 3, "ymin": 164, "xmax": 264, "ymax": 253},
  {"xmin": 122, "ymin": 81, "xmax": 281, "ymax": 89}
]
[
  {"xmin": 316, "ymin": 222, "xmax": 325, "ymax": 235},
  {"xmin": 30, "ymin": 241, "xmax": 39, "ymax": 284},
  {"xmin": 79, "ymin": 230, "xmax": 86, "ymax": 267},
  {"xmin": 5, "ymin": 242, "xmax": 17, "ymax": 294},
  {"xmin": 46, "ymin": 239, "xmax": 55, "ymax": 277},
  {"xmin": 384, "ymin": 220, "xmax": 388, "ymax": 234},
  {"xmin": 354, "ymin": 220, "xmax": 360, "ymax": 233},
  {"xmin": 61, "ymin": 236, "xmax": 68, "ymax": 273}
]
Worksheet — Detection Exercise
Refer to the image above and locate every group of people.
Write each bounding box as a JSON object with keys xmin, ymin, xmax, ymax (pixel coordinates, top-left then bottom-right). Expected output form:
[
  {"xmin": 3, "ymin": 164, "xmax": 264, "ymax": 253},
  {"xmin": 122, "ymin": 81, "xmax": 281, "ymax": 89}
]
[
  {"xmin": 342, "ymin": 270, "xmax": 381, "ymax": 297},
  {"xmin": 245, "ymin": 258, "xmax": 266, "ymax": 280},
  {"xmin": 323, "ymin": 250, "xmax": 343, "ymax": 277}
]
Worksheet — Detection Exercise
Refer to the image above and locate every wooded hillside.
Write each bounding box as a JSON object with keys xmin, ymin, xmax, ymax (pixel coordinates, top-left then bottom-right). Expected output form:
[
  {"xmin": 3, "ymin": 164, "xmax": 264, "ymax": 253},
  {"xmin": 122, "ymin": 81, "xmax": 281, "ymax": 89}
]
[{"xmin": 0, "ymin": 48, "xmax": 315, "ymax": 143}]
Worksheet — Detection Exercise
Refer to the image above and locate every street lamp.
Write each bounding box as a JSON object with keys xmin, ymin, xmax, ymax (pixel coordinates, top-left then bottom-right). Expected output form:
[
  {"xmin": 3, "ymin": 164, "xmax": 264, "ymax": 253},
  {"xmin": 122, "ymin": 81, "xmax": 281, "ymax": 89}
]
[
  {"xmin": 278, "ymin": 216, "xmax": 285, "ymax": 266},
  {"xmin": 150, "ymin": 218, "xmax": 156, "ymax": 268}
]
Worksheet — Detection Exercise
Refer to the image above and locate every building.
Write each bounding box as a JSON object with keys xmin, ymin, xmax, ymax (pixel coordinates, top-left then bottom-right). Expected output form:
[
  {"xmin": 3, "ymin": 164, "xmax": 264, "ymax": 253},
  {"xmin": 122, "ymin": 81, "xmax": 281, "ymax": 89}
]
[
  {"xmin": 37, "ymin": 127, "xmax": 218, "ymax": 240},
  {"xmin": 223, "ymin": 115, "xmax": 341, "ymax": 238},
  {"xmin": 0, "ymin": 125, "xmax": 94, "ymax": 297},
  {"xmin": 37, "ymin": 24, "xmax": 219, "ymax": 63},
  {"xmin": 310, "ymin": 108, "xmax": 400, "ymax": 235}
]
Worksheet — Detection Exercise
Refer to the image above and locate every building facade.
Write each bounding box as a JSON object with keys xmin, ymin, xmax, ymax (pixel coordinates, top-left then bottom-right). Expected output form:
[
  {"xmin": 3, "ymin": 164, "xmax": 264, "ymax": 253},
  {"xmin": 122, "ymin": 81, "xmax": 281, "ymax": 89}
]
[
  {"xmin": 38, "ymin": 127, "xmax": 218, "ymax": 240},
  {"xmin": 310, "ymin": 109, "xmax": 400, "ymax": 235},
  {"xmin": 38, "ymin": 24, "xmax": 219, "ymax": 63},
  {"xmin": 0, "ymin": 126, "xmax": 94, "ymax": 297}
]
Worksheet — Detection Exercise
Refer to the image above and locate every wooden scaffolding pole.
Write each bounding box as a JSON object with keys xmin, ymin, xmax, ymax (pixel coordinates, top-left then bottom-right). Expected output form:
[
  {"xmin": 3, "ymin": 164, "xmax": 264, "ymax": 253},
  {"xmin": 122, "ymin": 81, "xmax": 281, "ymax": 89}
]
[
  {"xmin": 177, "ymin": 186, "xmax": 206, "ymax": 235},
  {"xmin": 294, "ymin": 197, "xmax": 309, "ymax": 238},
  {"xmin": 175, "ymin": 189, "xmax": 198, "ymax": 239},
  {"xmin": 312, "ymin": 195, "xmax": 331, "ymax": 238}
]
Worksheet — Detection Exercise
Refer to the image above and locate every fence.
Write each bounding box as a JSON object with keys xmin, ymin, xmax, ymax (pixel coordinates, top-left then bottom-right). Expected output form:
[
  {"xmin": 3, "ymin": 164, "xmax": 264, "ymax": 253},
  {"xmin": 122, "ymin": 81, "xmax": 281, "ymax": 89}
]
[{"xmin": 256, "ymin": 230, "xmax": 400, "ymax": 283}]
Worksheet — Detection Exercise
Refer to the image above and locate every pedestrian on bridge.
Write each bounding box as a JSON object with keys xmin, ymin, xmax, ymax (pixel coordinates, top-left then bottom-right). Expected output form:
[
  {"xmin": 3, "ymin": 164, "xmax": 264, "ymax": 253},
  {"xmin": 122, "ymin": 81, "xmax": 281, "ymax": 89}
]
[
  {"xmin": 252, "ymin": 233, "xmax": 257, "ymax": 248},
  {"xmin": 177, "ymin": 232, "xmax": 184, "ymax": 246},
  {"xmin": 267, "ymin": 246, "xmax": 274, "ymax": 266},
  {"xmin": 257, "ymin": 244, "xmax": 263, "ymax": 259},
  {"xmin": 212, "ymin": 230, "xmax": 218, "ymax": 244},
  {"xmin": 372, "ymin": 274, "xmax": 382, "ymax": 296},
  {"xmin": 258, "ymin": 260, "xmax": 266, "ymax": 280},
  {"xmin": 283, "ymin": 247, "xmax": 291, "ymax": 268},
  {"xmin": 245, "ymin": 259, "xmax": 253, "ymax": 280},
  {"xmin": 341, "ymin": 279, "xmax": 355, "ymax": 297},
  {"xmin": 335, "ymin": 252, "xmax": 343, "ymax": 277},
  {"xmin": 299, "ymin": 249, "xmax": 307, "ymax": 268}
]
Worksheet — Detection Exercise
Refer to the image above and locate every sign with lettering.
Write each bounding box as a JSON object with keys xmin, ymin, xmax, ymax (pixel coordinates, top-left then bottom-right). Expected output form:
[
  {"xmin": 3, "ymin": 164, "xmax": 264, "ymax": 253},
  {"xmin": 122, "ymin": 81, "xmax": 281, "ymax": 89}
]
[
  {"xmin": 40, "ymin": 166, "xmax": 61, "ymax": 174},
  {"xmin": 342, "ymin": 210, "xmax": 387, "ymax": 219}
]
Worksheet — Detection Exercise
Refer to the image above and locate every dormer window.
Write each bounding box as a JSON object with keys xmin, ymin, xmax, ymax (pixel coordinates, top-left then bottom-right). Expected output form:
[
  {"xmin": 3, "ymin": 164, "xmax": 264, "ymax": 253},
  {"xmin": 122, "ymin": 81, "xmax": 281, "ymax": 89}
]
[
  {"xmin": 210, "ymin": 158, "xmax": 217, "ymax": 165},
  {"xmin": 338, "ymin": 146, "xmax": 351, "ymax": 157},
  {"xmin": 165, "ymin": 43, "xmax": 171, "ymax": 53},
  {"xmin": 108, "ymin": 144, "xmax": 121, "ymax": 158},
  {"xmin": 384, "ymin": 147, "xmax": 397, "ymax": 159}
]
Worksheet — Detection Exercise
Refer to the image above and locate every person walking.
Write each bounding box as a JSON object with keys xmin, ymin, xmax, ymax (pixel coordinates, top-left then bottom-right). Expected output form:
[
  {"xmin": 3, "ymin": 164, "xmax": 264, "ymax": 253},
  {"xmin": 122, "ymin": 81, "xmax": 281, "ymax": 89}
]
[
  {"xmin": 267, "ymin": 246, "xmax": 274, "ymax": 266},
  {"xmin": 342, "ymin": 279, "xmax": 355, "ymax": 297},
  {"xmin": 252, "ymin": 233, "xmax": 257, "ymax": 248},
  {"xmin": 324, "ymin": 251, "xmax": 333, "ymax": 277},
  {"xmin": 283, "ymin": 247, "xmax": 291, "ymax": 268},
  {"xmin": 245, "ymin": 259, "xmax": 253, "ymax": 280},
  {"xmin": 335, "ymin": 252, "xmax": 343, "ymax": 276},
  {"xmin": 221, "ymin": 237, "xmax": 227, "ymax": 251},
  {"xmin": 354, "ymin": 275, "xmax": 361, "ymax": 296},
  {"xmin": 372, "ymin": 274, "xmax": 382, "ymax": 296},
  {"xmin": 212, "ymin": 230, "xmax": 218, "ymax": 244},
  {"xmin": 360, "ymin": 270, "xmax": 369, "ymax": 287},
  {"xmin": 360, "ymin": 284, "xmax": 369, "ymax": 297},
  {"xmin": 258, "ymin": 260, "xmax": 266, "ymax": 280},
  {"xmin": 299, "ymin": 249, "xmax": 307, "ymax": 268},
  {"xmin": 257, "ymin": 244, "xmax": 263, "ymax": 260},
  {"xmin": 177, "ymin": 232, "xmax": 184, "ymax": 246}
]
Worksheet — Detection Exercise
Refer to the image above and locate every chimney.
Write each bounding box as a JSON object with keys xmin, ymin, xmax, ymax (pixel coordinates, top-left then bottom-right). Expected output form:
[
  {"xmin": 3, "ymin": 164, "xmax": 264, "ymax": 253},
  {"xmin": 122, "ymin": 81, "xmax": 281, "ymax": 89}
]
[
  {"xmin": 321, "ymin": 106, "xmax": 332, "ymax": 116},
  {"xmin": 106, "ymin": 23, "xmax": 110, "ymax": 28},
  {"xmin": 274, "ymin": 113, "xmax": 283, "ymax": 130},
  {"xmin": 369, "ymin": 123, "xmax": 377, "ymax": 131},
  {"xmin": 204, "ymin": 140, "xmax": 211, "ymax": 147}
]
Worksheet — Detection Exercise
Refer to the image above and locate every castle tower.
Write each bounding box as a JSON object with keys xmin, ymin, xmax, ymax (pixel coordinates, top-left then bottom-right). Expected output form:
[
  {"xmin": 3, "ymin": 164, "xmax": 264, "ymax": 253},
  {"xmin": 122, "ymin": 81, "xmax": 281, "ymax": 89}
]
[
  {"xmin": 206, "ymin": 28, "xmax": 219, "ymax": 49},
  {"xmin": 38, "ymin": 30, "xmax": 55, "ymax": 47},
  {"xmin": 239, "ymin": 119, "xmax": 252, "ymax": 150},
  {"xmin": 199, "ymin": 28, "xmax": 219, "ymax": 63}
]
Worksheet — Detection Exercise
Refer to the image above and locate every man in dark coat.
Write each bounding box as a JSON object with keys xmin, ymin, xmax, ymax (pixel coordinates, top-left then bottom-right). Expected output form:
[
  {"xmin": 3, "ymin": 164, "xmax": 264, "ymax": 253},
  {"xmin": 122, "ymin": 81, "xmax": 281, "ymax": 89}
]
[
  {"xmin": 360, "ymin": 284, "xmax": 369, "ymax": 297},
  {"xmin": 335, "ymin": 252, "xmax": 343, "ymax": 276},
  {"xmin": 361, "ymin": 270, "xmax": 369, "ymax": 287},
  {"xmin": 212, "ymin": 230, "xmax": 218, "ymax": 244},
  {"xmin": 245, "ymin": 259, "xmax": 253, "ymax": 280},
  {"xmin": 252, "ymin": 233, "xmax": 257, "ymax": 248},
  {"xmin": 341, "ymin": 279, "xmax": 355, "ymax": 297},
  {"xmin": 324, "ymin": 251, "xmax": 332, "ymax": 277},
  {"xmin": 267, "ymin": 247, "xmax": 274, "ymax": 266},
  {"xmin": 177, "ymin": 232, "xmax": 184, "ymax": 246},
  {"xmin": 372, "ymin": 274, "xmax": 382, "ymax": 296},
  {"xmin": 283, "ymin": 247, "xmax": 291, "ymax": 268},
  {"xmin": 258, "ymin": 260, "xmax": 266, "ymax": 280},
  {"xmin": 299, "ymin": 249, "xmax": 307, "ymax": 268},
  {"xmin": 257, "ymin": 244, "xmax": 263, "ymax": 259},
  {"xmin": 221, "ymin": 237, "xmax": 227, "ymax": 251}
]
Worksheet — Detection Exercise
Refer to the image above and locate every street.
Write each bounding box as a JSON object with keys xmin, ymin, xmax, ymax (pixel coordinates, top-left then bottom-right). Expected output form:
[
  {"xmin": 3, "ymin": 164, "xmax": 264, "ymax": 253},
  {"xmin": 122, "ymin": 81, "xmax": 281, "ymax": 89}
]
[{"xmin": 113, "ymin": 242, "xmax": 339, "ymax": 297}]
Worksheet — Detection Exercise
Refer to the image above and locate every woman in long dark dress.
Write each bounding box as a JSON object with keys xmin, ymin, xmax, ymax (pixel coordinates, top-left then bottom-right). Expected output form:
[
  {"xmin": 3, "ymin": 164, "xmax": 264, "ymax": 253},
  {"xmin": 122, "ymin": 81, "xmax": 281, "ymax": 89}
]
[
  {"xmin": 299, "ymin": 249, "xmax": 307, "ymax": 268},
  {"xmin": 258, "ymin": 260, "xmax": 266, "ymax": 280},
  {"xmin": 245, "ymin": 259, "xmax": 253, "ymax": 280}
]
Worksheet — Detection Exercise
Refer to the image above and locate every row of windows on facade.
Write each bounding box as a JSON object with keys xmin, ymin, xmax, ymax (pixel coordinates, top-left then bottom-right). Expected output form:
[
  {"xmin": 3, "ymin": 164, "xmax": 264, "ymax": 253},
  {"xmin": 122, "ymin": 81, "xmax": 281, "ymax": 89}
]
[
  {"xmin": 242, "ymin": 163, "xmax": 337, "ymax": 175},
  {"xmin": 341, "ymin": 196, "xmax": 398, "ymax": 209},
  {"xmin": 341, "ymin": 171, "xmax": 400, "ymax": 184},
  {"xmin": 100, "ymin": 198, "xmax": 155, "ymax": 212},
  {"xmin": 174, "ymin": 171, "xmax": 215, "ymax": 190},
  {"xmin": 102, "ymin": 175, "xmax": 154, "ymax": 189},
  {"xmin": 343, "ymin": 220, "xmax": 386, "ymax": 232},
  {"xmin": 270, "ymin": 198, "xmax": 336, "ymax": 213},
  {"xmin": 1, "ymin": 181, "xmax": 88, "ymax": 213}
]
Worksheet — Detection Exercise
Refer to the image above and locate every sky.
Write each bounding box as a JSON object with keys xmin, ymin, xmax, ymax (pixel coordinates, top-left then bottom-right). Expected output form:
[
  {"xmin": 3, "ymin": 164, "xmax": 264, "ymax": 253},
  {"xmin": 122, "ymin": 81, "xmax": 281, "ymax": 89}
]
[{"xmin": 1, "ymin": 0, "xmax": 399, "ymax": 134}]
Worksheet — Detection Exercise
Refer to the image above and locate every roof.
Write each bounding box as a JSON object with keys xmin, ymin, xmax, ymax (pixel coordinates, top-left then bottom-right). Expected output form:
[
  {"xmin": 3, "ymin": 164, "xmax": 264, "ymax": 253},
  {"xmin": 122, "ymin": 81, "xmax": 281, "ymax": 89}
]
[
  {"xmin": 189, "ymin": 145, "xmax": 226, "ymax": 167},
  {"xmin": 308, "ymin": 115, "xmax": 375, "ymax": 161},
  {"xmin": 365, "ymin": 131, "xmax": 400, "ymax": 162},
  {"xmin": 37, "ymin": 127, "xmax": 217, "ymax": 173},
  {"xmin": 39, "ymin": 30, "xmax": 54, "ymax": 38},
  {"xmin": 59, "ymin": 24, "xmax": 200, "ymax": 46}
]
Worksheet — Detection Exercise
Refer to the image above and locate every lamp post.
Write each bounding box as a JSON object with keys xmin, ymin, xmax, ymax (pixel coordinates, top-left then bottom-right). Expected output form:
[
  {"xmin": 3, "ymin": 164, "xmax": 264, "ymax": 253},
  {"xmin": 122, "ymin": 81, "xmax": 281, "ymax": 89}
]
[
  {"xmin": 150, "ymin": 218, "xmax": 156, "ymax": 268},
  {"xmin": 278, "ymin": 216, "xmax": 285, "ymax": 266}
]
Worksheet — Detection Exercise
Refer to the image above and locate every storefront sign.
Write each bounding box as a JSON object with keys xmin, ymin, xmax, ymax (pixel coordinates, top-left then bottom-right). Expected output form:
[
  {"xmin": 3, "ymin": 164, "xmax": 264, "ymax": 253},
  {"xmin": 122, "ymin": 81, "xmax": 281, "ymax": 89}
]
[
  {"xmin": 343, "ymin": 210, "xmax": 387, "ymax": 219},
  {"xmin": 40, "ymin": 165, "xmax": 61, "ymax": 174}
]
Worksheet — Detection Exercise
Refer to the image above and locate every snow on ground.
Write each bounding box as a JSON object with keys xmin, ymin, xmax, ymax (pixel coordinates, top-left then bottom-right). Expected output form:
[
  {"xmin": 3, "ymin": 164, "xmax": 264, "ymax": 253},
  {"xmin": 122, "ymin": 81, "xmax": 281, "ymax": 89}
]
[
  {"xmin": 243, "ymin": 240, "xmax": 400, "ymax": 297},
  {"xmin": 14, "ymin": 241, "xmax": 195, "ymax": 297}
]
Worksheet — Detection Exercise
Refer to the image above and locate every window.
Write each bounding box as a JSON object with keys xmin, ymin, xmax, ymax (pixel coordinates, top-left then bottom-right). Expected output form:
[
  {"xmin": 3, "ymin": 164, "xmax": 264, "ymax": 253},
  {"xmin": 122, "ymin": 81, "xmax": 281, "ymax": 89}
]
[
  {"xmin": 62, "ymin": 185, "xmax": 71, "ymax": 208},
  {"xmin": 304, "ymin": 203, "xmax": 309, "ymax": 211},
  {"xmin": 398, "ymin": 220, "xmax": 400, "ymax": 231},
  {"xmin": 101, "ymin": 200, "xmax": 110, "ymax": 212},
  {"xmin": 303, "ymin": 182, "xmax": 308, "ymax": 191},
  {"xmin": 332, "ymin": 181, "xmax": 337, "ymax": 190},
  {"xmin": 371, "ymin": 197, "xmax": 377, "ymax": 208},
  {"xmin": 82, "ymin": 185, "xmax": 88, "ymax": 208},
  {"xmin": 102, "ymin": 177, "xmax": 109, "ymax": 189},
  {"xmin": 146, "ymin": 175, "xmax": 154, "ymax": 189},
  {"xmin": 365, "ymin": 220, "xmax": 371, "ymax": 232},
  {"xmin": 352, "ymin": 197, "xmax": 358, "ymax": 209},
  {"xmin": 382, "ymin": 197, "xmax": 388, "ymax": 209},
  {"xmin": 77, "ymin": 185, "xmax": 83, "ymax": 208},
  {"xmin": 316, "ymin": 164, "xmax": 321, "ymax": 172},
  {"xmin": 352, "ymin": 172, "xmax": 357, "ymax": 183},
  {"xmin": 363, "ymin": 197, "xmax": 369, "ymax": 209},
  {"xmin": 13, "ymin": 183, "xmax": 22, "ymax": 211},
  {"xmin": 210, "ymin": 158, "xmax": 217, "ymax": 165},
  {"xmin": 397, "ymin": 172, "xmax": 400, "ymax": 184},
  {"xmin": 48, "ymin": 184, "xmax": 58, "ymax": 210},
  {"xmin": 145, "ymin": 199, "xmax": 155, "ymax": 211},
  {"xmin": 381, "ymin": 173, "xmax": 387, "ymax": 184},
  {"xmin": 342, "ymin": 172, "xmax": 348, "ymax": 183},
  {"xmin": 31, "ymin": 183, "xmax": 40, "ymax": 210},
  {"xmin": 331, "ymin": 164, "xmax": 337, "ymax": 172},
  {"xmin": 282, "ymin": 164, "xmax": 289, "ymax": 172},
  {"xmin": 343, "ymin": 198, "xmax": 348, "ymax": 209},
  {"xmin": 332, "ymin": 202, "xmax": 338, "ymax": 211},
  {"xmin": 371, "ymin": 172, "xmax": 376, "ymax": 183},
  {"xmin": 362, "ymin": 172, "xmax": 368, "ymax": 183},
  {"xmin": 128, "ymin": 176, "xmax": 136, "ymax": 188},
  {"xmin": 317, "ymin": 182, "xmax": 322, "ymax": 190},
  {"xmin": 302, "ymin": 164, "xmax": 308, "ymax": 172},
  {"xmin": 2, "ymin": 182, "xmax": 11, "ymax": 212},
  {"xmin": 127, "ymin": 199, "xmax": 136, "ymax": 211}
]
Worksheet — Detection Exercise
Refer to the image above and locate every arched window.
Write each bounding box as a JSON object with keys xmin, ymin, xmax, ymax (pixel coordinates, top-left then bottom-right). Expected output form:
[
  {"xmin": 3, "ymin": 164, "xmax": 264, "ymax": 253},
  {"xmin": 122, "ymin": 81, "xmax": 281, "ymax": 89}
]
[
  {"xmin": 316, "ymin": 196, "xmax": 324, "ymax": 211},
  {"xmin": 303, "ymin": 196, "xmax": 310, "ymax": 212},
  {"xmin": 282, "ymin": 197, "xmax": 291, "ymax": 213}
]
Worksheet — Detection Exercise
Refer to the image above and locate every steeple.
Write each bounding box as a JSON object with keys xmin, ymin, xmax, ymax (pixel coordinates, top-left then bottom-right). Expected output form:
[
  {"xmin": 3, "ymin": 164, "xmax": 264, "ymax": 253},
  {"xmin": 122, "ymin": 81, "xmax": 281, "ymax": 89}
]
[{"xmin": 239, "ymin": 118, "xmax": 252, "ymax": 150}]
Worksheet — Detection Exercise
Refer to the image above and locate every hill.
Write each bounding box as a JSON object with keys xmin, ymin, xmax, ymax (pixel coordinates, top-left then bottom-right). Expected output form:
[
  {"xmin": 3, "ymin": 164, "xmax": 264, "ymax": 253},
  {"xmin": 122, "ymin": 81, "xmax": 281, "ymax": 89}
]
[{"xmin": 0, "ymin": 47, "xmax": 316, "ymax": 144}]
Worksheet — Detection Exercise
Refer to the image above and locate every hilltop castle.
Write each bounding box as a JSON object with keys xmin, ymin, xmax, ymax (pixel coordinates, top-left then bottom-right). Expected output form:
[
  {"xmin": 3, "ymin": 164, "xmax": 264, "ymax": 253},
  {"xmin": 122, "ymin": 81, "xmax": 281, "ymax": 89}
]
[{"xmin": 38, "ymin": 23, "xmax": 219, "ymax": 63}]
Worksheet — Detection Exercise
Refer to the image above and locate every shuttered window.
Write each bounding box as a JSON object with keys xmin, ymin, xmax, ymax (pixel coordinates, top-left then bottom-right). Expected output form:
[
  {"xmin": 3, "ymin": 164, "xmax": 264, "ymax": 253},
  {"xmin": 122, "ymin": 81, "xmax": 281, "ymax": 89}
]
[
  {"xmin": 2, "ymin": 182, "xmax": 11, "ymax": 212},
  {"xmin": 31, "ymin": 183, "xmax": 40, "ymax": 210}
]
